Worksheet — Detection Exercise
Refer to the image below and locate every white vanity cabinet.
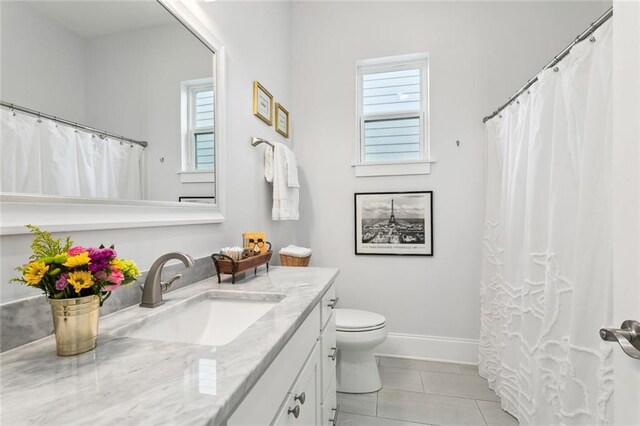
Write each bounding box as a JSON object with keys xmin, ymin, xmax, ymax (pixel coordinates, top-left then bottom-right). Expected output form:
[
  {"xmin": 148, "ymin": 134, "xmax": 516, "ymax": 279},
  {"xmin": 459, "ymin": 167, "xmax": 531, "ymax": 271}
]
[{"xmin": 227, "ymin": 284, "xmax": 338, "ymax": 426}]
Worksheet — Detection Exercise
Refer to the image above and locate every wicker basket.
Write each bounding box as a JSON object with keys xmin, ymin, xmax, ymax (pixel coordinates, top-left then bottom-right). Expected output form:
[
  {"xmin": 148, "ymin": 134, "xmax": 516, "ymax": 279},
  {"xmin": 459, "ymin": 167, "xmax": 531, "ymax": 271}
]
[{"xmin": 280, "ymin": 253, "xmax": 311, "ymax": 267}]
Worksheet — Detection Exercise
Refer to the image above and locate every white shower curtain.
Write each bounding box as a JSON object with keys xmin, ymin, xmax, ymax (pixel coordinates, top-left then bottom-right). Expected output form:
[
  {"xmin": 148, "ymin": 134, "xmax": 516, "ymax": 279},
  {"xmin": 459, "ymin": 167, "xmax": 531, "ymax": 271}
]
[
  {"xmin": 1, "ymin": 108, "xmax": 145, "ymax": 200},
  {"xmin": 480, "ymin": 20, "xmax": 613, "ymax": 425}
]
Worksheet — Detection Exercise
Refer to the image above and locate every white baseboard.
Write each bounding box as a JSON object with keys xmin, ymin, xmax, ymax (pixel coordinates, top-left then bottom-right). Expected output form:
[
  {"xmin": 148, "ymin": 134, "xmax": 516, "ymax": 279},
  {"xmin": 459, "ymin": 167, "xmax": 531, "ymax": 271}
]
[{"xmin": 376, "ymin": 332, "xmax": 479, "ymax": 365}]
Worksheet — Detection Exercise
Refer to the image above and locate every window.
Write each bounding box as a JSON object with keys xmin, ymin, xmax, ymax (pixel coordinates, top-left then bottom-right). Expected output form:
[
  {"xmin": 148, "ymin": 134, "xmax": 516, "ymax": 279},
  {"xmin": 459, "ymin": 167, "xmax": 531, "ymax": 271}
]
[
  {"xmin": 182, "ymin": 78, "xmax": 215, "ymax": 173},
  {"xmin": 355, "ymin": 53, "xmax": 431, "ymax": 176}
]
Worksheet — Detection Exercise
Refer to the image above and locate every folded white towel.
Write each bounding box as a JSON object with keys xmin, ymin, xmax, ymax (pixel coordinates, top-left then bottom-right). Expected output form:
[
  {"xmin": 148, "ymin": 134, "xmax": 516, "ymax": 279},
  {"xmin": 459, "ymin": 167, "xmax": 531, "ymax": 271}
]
[
  {"xmin": 279, "ymin": 244, "xmax": 312, "ymax": 258},
  {"xmin": 265, "ymin": 143, "xmax": 299, "ymax": 220}
]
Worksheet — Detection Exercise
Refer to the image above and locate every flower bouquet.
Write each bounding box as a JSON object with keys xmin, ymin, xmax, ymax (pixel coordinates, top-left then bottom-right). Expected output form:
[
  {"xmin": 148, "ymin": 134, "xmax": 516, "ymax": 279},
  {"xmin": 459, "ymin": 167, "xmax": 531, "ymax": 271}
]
[{"xmin": 12, "ymin": 225, "xmax": 141, "ymax": 355}]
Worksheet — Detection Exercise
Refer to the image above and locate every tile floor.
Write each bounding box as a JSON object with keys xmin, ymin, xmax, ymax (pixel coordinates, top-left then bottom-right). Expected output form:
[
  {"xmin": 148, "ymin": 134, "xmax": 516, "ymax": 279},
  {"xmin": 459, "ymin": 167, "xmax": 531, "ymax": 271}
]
[{"xmin": 336, "ymin": 357, "xmax": 518, "ymax": 426}]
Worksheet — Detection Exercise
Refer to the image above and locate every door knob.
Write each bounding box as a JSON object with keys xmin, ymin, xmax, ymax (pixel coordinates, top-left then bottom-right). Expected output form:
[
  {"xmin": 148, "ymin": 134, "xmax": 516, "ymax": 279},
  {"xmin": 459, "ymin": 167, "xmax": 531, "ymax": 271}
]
[{"xmin": 600, "ymin": 320, "xmax": 640, "ymax": 359}]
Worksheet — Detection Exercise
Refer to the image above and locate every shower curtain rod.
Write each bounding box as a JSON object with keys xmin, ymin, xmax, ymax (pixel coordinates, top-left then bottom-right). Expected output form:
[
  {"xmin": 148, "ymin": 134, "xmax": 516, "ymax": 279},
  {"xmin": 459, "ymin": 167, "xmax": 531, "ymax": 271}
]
[
  {"xmin": 482, "ymin": 6, "xmax": 613, "ymax": 123},
  {"xmin": 0, "ymin": 100, "xmax": 149, "ymax": 148}
]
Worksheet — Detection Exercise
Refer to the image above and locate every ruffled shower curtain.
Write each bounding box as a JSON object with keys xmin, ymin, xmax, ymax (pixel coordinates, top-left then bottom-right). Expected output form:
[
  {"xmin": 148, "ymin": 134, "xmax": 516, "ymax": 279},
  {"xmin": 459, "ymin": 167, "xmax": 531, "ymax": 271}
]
[
  {"xmin": 480, "ymin": 20, "xmax": 613, "ymax": 425},
  {"xmin": 1, "ymin": 108, "xmax": 144, "ymax": 200}
]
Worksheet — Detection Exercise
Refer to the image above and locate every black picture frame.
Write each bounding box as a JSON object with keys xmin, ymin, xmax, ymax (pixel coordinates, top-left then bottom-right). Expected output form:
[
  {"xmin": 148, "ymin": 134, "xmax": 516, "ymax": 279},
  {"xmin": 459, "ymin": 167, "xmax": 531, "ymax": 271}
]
[{"xmin": 354, "ymin": 191, "xmax": 433, "ymax": 256}]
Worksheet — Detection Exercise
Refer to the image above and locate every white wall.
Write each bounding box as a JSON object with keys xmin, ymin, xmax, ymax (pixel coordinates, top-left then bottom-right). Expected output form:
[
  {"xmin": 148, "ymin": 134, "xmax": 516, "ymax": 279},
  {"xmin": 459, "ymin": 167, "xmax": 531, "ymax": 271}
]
[
  {"xmin": 84, "ymin": 23, "xmax": 214, "ymax": 201},
  {"xmin": 291, "ymin": 1, "xmax": 611, "ymax": 360},
  {"xmin": 0, "ymin": 1, "xmax": 295, "ymax": 303},
  {"xmin": 0, "ymin": 2, "xmax": 85, "ymax": 122}
]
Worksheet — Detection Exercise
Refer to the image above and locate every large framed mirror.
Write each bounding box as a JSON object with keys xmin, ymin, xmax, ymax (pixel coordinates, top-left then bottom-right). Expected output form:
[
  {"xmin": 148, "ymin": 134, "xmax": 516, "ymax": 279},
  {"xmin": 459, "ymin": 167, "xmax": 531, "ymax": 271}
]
[{"xmin": 0, "ymin": 0, "xmax": 226, "ymax": 234}]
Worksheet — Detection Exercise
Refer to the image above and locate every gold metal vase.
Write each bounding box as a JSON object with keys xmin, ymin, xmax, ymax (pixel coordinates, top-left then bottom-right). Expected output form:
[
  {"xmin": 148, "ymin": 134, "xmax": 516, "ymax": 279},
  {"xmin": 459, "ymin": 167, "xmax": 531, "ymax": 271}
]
[{"xmin": 49, "ymin": 295, "xmax": 100, "ymax": 356}]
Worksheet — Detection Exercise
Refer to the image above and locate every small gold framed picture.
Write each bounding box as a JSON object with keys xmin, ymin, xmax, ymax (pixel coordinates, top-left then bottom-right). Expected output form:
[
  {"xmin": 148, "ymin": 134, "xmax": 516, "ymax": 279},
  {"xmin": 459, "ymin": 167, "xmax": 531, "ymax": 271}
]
[
  {"xmin": 253, "ymin": 81, "xmax": 273, "ymax": 125},
  {"xmin": 275, "ymin": 103, "xmax": 290, "ymax": 138}
]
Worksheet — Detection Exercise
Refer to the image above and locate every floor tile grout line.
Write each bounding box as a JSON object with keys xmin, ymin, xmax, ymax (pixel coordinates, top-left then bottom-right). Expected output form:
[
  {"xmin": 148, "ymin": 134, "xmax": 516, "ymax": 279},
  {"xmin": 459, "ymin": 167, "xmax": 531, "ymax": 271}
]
[
  {"xmin": 418, "ymin": 368, "xmax": 426, "ymax": 393},
  {"xmin": 372, "ymin": 412, "xmax": 433, "ymax": 426},
  {"xmin": 380, "ymin": 387, "xmax": 500, "ymax": 406},
  {"xmin": 475, "ymin": 399, "xmax": 489, "ymax": 426}
]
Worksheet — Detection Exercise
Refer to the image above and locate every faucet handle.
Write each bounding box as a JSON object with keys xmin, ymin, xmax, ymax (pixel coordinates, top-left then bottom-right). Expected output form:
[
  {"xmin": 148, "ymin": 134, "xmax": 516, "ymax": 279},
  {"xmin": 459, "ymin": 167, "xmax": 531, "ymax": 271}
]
[{"xmin": 160, "ymin": 273, "xmax": 183, "ymax": 293}]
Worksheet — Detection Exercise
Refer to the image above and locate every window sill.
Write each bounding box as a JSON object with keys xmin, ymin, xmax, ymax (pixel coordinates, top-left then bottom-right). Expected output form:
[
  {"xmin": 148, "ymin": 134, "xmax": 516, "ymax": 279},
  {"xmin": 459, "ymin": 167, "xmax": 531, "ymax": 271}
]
[
  {"xmin": 352, "ymin": 159, "xmax": 434, "ymax": 177},
  {"xmin": 178, "ymin": 171, "xmax": 215, "ymax": 183}
]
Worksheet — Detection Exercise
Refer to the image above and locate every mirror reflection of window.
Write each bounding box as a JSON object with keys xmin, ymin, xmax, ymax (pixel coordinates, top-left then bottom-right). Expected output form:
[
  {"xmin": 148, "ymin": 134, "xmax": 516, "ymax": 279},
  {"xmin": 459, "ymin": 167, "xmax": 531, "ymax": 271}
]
[
  {"xmin": 183, "ymin": 79, "xmax": 215, "ymax": 172},
  {"xmin": 0, "ymin": 1, "xmax": 216, "ymax": 203}
]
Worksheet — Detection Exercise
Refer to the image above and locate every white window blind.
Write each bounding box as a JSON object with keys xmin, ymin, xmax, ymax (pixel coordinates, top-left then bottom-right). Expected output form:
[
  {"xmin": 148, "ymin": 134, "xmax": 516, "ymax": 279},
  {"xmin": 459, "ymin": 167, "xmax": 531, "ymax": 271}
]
[
  {"xmin": 363, "ymin": 116, "xmax": 420, "ymax": 162},
  {"xmin": 357, "ymin": 54, "xmax": 429, "ymax": 168},
  {"xmin": 362, "ymin": 69, "xmax": 421, "ymax": 114}
]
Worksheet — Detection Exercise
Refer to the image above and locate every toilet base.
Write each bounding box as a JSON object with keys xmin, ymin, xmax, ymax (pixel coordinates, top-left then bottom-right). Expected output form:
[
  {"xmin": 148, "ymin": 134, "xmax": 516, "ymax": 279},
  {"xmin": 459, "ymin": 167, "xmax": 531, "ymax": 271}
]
[{"xmin": 336, "ymin": 348, "xmax": 381, "ymax": 393}]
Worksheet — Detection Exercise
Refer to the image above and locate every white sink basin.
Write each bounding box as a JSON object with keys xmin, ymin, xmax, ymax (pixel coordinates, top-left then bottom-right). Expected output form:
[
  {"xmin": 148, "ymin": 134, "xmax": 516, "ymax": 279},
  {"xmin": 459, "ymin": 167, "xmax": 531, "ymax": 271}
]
[{"xmin": 112, "ymin": 291, "xmax": 284, "ymax": 346}]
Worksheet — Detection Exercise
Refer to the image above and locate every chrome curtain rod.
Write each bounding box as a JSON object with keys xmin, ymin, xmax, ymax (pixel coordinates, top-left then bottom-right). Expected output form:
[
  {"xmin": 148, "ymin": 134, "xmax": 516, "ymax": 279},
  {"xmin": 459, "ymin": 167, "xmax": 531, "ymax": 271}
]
[
  {"xmin": 483, "ymin": 6, "xmax": 613, "ymax": 123},
  {"xmin": 0, "ymin": 101, "xmax": 149, "ymax": 148},
  {"xmin": 251, "ymin": 137, "xmax": 275, "ymax": 148}
]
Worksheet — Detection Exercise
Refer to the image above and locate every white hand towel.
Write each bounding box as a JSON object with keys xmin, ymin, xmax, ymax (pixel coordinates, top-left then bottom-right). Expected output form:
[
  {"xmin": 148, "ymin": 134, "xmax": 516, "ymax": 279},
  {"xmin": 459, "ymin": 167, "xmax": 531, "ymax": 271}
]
[
  {"xmin": 283, "ymin": 145, "xmax": 300, "ymax": 188},
  {"xmin": 264, "ymin": 146, "xmax": 274, "ymax": 184},
  {"xmin": 264, "ymin": 143, "xmax": 299, "ymax": 220}
]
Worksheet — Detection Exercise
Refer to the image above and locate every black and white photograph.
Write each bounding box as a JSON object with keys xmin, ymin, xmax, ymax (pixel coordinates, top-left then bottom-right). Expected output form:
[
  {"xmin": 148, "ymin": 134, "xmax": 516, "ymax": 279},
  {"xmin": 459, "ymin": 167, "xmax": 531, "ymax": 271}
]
[{"xmin": 355, "ymin": 191, "xmax": 433, "ymax": 256}]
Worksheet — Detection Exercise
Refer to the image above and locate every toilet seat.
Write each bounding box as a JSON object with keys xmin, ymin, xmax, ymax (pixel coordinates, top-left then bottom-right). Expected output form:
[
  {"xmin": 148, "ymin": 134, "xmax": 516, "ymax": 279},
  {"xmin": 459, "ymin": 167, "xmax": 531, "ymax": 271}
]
[{"xmin": 336, "ymin": 309, "xmax": 386, "ymax": 332}]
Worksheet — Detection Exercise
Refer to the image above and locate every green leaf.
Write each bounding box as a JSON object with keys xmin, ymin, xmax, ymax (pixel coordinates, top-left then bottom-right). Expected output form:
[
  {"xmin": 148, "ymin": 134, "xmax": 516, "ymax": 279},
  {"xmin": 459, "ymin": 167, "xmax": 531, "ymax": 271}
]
[{"xmin": 25, "ymin": 225, "xmax": 74, "ymax": 260}]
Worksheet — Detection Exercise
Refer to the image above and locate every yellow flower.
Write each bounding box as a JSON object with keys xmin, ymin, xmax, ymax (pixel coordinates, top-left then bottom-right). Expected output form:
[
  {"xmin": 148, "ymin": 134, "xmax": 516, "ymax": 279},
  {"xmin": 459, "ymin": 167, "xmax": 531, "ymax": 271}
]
[
  {"xmin": 68, "ymin": 270, "xmax": 94, "ymax": 294},
  {"xmin": 24, "ymin": 262, "xmax": 49, "ymax": 285},
  {"xmin": 109, "ymin": 258, "xmax": 125, "ymax": 270},
  {"xmin": 63, "ymin": 252, "xmax": 90, "ymax": 268}
]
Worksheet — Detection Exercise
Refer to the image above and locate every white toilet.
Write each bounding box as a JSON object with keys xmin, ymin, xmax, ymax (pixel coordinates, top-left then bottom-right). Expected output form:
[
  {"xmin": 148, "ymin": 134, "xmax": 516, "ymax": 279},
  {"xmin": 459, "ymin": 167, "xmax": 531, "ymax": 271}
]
[{"xmin": 335, "ymin": 309, "xmax": 388, "ymax": 393}]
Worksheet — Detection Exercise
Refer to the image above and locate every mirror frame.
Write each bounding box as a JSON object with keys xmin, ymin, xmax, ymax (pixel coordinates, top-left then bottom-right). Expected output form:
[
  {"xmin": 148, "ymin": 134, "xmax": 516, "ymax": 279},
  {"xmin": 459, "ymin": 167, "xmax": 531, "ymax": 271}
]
[{"xmin": 0, "ymin": 0, "xmax": 227, "ymax": 235}]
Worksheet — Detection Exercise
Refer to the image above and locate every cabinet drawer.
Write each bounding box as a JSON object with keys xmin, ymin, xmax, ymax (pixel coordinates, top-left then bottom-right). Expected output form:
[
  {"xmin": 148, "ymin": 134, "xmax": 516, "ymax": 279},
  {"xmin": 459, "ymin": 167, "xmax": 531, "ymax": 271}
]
[
  {"xmin": 228, "ymin": 305, "xmax": 320, "ymax": 425},
  {"xmin": 320, "ymin": 312, "xmax": 336, "ymax": 402},
  {"xmin": 288, "ymin": 343, "xmax": 321, "ymax": 426},
  {"xmin": 321, "ymin": 374, "xmax": 338, "ymax": 426},
  {"xmin": 273, "ymin": 393, "xmax": 294, "ymax": 426},
  {"xmin": 320, "ymin": 285, "xmax": 337, "ymax": 332}
]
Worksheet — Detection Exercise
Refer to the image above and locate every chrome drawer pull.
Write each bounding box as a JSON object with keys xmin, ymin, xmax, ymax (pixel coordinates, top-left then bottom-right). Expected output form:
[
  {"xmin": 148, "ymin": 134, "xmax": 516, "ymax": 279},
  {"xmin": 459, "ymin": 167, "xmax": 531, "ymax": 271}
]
[
  {"xmin": 294, "ymin": 392, "xmax": 306, "ymax": 405},
  {"xmin": 327, "ymin": 297, "xmax": 339, "ymax": 309},
  {"xmin": 329, "ymin": 404, "xmax": 340, "ymax": 425},
  {"xmin": 288, "ymin": 405, "xmax": 300, "ymax": 418},
  {"xmin": 328, "ymin": 347, "xmax": 337, "ymax": 361}
]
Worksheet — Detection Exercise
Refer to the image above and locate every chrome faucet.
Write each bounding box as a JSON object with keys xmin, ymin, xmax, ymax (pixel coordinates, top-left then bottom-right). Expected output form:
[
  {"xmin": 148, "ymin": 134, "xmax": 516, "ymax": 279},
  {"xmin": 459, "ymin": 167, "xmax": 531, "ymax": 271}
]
[{"xmin": 140, "ymin": 252, "xmax": 195, "ymax": 308}]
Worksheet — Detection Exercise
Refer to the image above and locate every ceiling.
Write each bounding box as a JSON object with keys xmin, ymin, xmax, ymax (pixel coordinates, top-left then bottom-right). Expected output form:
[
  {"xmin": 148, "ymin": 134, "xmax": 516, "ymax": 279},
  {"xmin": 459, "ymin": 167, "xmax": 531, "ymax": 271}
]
[{"xmin": 28, "ymin": 1, "xmax": 176, "ymax": 38}]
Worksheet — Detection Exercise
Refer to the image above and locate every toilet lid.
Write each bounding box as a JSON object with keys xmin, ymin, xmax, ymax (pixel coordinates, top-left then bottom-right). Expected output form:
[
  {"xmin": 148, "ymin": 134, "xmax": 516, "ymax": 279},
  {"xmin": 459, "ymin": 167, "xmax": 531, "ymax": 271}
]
[{"xmin": 335, "ymin": 309, "xmax": 386, "ymax": 331}]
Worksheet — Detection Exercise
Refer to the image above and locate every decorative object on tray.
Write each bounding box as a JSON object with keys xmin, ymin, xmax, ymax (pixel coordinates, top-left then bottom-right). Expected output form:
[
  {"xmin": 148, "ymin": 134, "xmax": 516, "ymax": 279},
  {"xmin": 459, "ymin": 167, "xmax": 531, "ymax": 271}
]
[
  {"xmin": 354, "ymin": 191, "xmax": 433, "ymax": 256},
  {"xmin": 220, "ymin": 246, "xmax": 244, "ymax": 261},
  {"xmin": 11, "ymin": 225, "xmax": 141, "ymax": 356},
  {"xmin": 211, "ymin": 242, "xmax": 273, "ymax": 284},
  {"xmin": 253, "ymin": 81, "xmax": 273, "ymax": 125},
  {"xmin": 242, "ymin": 231, "xmax": 268, "ymax": 254},
  {"xmin": 275, "ymin": 102, "xmax": 290, "ymax": 138},
  {"xmin": 279, "ymin": 245, "xmax": 312, "ymax": 267}
]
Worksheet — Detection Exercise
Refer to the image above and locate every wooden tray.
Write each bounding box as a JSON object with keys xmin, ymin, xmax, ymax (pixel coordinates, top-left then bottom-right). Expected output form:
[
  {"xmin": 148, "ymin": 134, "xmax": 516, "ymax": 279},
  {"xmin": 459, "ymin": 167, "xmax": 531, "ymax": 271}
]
[{"xmin": 211, "ymin": 244, "xmax": 272, "ymax": 284}]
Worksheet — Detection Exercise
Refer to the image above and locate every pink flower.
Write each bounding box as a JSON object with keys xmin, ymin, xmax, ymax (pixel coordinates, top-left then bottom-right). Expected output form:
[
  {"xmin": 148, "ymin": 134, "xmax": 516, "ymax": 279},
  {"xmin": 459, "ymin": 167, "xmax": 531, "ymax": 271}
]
[
  {"xmin": 94, "ymin": 270, "xmax": 108, "ymax": 281},
  {"xmin": 55, "ymin": 274, "xmax": 69, "ymax": 291},
  {"xmin": 67, "ymin": 246, "xmax": 87, "ymax": 256},
  {"xmin": 103, "ymin": 268, "xmax": 124, "ymax": 292}
]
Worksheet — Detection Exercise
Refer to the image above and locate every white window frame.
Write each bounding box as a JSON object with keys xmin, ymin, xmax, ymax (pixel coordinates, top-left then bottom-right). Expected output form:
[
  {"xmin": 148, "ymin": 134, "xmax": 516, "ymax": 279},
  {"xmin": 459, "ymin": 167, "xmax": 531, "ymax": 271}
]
[
  {"xmin": 354, "ymin": 53, "xmax": 433, "ymax": 177},
  {"xmin": 180, "ymin": 78, "xmax": 215, "ymax": 183}
]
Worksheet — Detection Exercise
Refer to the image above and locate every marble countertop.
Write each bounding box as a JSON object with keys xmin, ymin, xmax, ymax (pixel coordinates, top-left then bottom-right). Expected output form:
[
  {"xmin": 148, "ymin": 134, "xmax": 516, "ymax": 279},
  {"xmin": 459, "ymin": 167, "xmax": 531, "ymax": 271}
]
[{"xmin": 0, "ymin": 266, "xmax": 339, "ymax": 425}]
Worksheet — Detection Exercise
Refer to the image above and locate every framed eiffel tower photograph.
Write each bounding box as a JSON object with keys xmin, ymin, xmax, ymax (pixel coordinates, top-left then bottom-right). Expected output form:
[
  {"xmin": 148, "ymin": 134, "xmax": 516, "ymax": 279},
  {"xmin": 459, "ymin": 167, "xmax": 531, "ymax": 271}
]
[{"xmin": 354, "ymin": 191, "xmax": 433, "ymax": 256}]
